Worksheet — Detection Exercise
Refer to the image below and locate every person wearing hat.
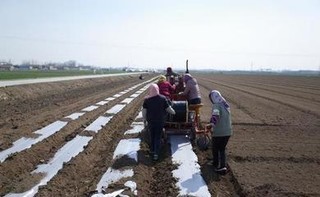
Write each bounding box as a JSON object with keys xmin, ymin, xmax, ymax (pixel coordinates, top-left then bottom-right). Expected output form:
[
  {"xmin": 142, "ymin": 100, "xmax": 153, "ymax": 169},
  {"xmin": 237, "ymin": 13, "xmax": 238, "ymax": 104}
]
[
  {"xmin": 207, "ymin": 90, "xmax": 233, "ymax": 174},
  {"xmin": 157, "ymin": 75, "xmax": 175, "ymax": 100}
]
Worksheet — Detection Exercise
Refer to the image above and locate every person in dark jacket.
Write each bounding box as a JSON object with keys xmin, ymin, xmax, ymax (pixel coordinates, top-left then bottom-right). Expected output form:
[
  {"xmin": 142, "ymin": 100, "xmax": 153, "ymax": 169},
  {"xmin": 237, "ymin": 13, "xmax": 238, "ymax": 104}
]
[
  {"xmin": 169, "ymin": 75, "xmax": 175, "ymax": 86},
  {"xmin": 165, "ymin": 67, "xmax": 179, "ymax": 77},
  {"xmin": 175, "ymin": 76, "xmax": 185, "ymax": 93},
  {"xmin": 207, "ymin": 90, "xmax": 233, "ymax": 174},
  {"xmin": 142, "ymin": 84, "xmax": 175, "ymax": 161}
]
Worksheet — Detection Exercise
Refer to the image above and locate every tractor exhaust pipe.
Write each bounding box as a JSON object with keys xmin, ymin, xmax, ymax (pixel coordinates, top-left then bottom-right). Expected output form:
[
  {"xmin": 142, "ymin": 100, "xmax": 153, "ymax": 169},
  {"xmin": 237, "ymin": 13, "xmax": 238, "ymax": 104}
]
[{"xmin": 186, "ymin": 59, "xmax": 189, "ymax": 73}]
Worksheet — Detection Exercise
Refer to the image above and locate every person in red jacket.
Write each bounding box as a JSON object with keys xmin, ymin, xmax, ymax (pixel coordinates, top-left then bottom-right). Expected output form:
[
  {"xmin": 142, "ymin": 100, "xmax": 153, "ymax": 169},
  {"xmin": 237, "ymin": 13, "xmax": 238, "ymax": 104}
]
[{"xmin": 157, "ymin": 75, "xmax": 175, "ymax": 100}]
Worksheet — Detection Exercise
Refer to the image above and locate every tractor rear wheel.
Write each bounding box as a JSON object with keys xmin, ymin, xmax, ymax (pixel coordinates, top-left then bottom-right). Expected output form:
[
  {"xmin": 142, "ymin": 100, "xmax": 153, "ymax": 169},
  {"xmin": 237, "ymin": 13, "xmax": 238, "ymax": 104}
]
[{"xmin": 196, "ymin": 134, "xmax": 210, "ymax": 151}]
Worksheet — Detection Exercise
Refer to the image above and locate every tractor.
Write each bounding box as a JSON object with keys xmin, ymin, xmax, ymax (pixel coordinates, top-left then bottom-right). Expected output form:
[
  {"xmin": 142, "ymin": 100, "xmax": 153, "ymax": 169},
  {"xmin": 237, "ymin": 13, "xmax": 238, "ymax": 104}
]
[{"xmin": 163, "ymin": 61, "xmax": 211, "ymax": 150}]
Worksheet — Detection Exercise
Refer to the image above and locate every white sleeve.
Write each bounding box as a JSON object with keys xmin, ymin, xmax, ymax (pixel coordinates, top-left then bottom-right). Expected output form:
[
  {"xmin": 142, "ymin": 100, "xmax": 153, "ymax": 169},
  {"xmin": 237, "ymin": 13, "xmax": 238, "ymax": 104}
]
[
  {"xmin": 142, "ymin": 108, "xmax": 147, "ymax": 120},
  {"xmin": 166, "ymin": 106, "xmax": 176, "ymax": 115},
  {"xmin": 212, "ymin": 108, "xmax": 220, "ymax": 116}
]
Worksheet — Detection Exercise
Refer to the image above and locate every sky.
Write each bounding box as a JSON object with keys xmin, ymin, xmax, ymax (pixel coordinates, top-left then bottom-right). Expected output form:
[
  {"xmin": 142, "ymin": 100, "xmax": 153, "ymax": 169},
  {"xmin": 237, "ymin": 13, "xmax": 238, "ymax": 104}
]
[{"xmin": 0, "ymin": 0, "xmax": 320, "ymax": 71}]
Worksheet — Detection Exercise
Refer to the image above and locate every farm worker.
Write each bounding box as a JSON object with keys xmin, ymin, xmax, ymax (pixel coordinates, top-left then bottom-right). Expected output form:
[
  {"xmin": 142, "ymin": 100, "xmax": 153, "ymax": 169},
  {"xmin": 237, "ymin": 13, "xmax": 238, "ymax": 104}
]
[
  {"xmin": 169, "ymin": 75, "xmax": 175, "ymax": 86},
  {"xmin": 142, "ymin": 84, "xmax": 175, "ymax": 161},
  {"xmin": 207, "ymin": 90, "xmax": 233, "ymax": 174},
  {"xmin": 157, "ymin": 75, "xmax": 175, "ymax": 100},
  {"xmin": 175, "ymin": 76, "xmax": 185, "ymax": 93},
  {"xmin": 180, "ymin": 73, "xmax": 201, "ymax": 104},
  {"xmin": 165, "ymin": 67, "xmax": 179, "ymax": 77}
]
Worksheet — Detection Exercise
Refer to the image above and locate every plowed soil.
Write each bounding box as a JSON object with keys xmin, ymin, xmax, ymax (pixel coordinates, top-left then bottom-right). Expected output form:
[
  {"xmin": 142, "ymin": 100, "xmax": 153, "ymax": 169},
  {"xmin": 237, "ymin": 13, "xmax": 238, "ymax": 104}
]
[{"xmin": 0, "ymin": 73, "xmax": 319, "ymax": 197}]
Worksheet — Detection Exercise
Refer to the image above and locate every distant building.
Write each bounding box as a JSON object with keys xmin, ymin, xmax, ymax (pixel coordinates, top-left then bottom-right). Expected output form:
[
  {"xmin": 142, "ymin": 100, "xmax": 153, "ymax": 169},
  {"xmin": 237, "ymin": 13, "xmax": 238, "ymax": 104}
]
[
  {"xmin": 18, "ymin": 65, "xmax": 33, "ymax": 70},
  {"xmin": 0, "ymin": 62, "xmax": 14, "ymax": 71},
  {"xmin": 44, "ymin": 63, "xmax": 58, "ymax": 70},
  {"xmin": 79, "ymin": 65, "xmax": 92, "ymax": 71},
  {"xmin": 31, "ymin": 65, "xmax": 44, "ymax": 70},
  {"xmin": 1, "ymin": 60, "xmax": 101, "ymax": 72}
]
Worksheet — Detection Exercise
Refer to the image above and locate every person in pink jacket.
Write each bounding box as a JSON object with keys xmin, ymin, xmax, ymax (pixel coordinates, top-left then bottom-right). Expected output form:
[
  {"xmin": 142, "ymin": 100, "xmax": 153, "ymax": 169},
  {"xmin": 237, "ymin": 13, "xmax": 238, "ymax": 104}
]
[{"xmin": 181, "ymin": 73, "xmax": 201, "ymax": 104}]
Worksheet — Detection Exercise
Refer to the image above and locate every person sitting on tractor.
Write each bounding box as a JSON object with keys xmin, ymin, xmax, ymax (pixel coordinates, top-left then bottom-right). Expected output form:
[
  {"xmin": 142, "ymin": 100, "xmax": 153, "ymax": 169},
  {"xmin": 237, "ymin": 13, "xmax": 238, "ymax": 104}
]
[
  {"xmin": 169, "ymin": 75, "xmax": 175, "ymax": 86},
  {"xmin": 157, "ymin": 75, "xmax": 175, "ymax": 100},
  {"xmin": 168, "ymin": 75, "xmax": 177, "ymax": 95},
  {"xmin": 175, "ymin": 75, "xmax": 185, "ymax": 93},
  {"xmin": 165, "ymin": 67, "xmax": 179, "ymax": 77},
  {"xmin": 180, "ymin": 73, "xmax": 201, "ymax": 104}
]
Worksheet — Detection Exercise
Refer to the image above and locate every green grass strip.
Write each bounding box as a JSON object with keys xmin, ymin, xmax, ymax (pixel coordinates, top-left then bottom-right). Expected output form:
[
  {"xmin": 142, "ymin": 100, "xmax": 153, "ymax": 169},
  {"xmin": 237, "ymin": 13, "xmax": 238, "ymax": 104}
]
[{"xmin": 0, "ymin": 70, "xmax": 123, "ymax": 80}]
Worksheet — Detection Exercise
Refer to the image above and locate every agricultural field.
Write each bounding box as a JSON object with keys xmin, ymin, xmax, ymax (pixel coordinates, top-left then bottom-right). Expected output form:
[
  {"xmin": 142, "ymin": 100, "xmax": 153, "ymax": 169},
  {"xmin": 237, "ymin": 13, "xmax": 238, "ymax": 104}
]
[
  {"xmin": 0, "ymin": 70, "xmax": 124, "ymax": 80},
  {"xmin": 0, "ymin": 73, "xmax": 319, "ymax": 196}
]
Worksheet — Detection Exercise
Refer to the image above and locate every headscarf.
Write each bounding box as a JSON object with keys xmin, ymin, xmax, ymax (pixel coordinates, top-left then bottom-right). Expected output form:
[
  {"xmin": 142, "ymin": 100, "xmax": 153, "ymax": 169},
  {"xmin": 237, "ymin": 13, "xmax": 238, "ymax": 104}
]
[
  {"xmin": 209, "ymin": 90, "xmax": 230, "ymax": 113},
  {"xmin": 145, "ymin": 83, "xmax": 159, "ymax": 99},
  {"xmin": 183, "ymin": 73, "xmax": 192, "ymax": 83},
  {"xmin": 158, "ymin": 75, "xmax": 166, "ymax": 83}
]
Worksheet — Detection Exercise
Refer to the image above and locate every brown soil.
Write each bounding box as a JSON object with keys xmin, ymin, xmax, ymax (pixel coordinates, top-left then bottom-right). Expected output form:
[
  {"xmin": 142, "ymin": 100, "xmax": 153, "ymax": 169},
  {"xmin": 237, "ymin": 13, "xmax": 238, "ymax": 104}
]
[
  {"xmin": 0, "ymin": 73, "xmax": 319, "ymax": 197},
  {"xmin": 197, "ymin": 74, "xmax": 320, "ymax": 197}
]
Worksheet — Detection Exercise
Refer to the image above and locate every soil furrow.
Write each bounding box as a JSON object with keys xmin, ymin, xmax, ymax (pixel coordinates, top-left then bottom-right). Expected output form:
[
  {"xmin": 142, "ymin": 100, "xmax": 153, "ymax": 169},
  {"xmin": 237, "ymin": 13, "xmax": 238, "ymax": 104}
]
[
  {"xmin": 200, "ymin": 77, "xmax": 320, "ymax": 118},
  {"xmin": 230, "ymin": 155, "xmax": 320, "ymax": 164},
  {"xmin": 36, "ymin": 90, "xmax": 146, "ymax": 196},
  {"xmin": 0, "ymin": 75, "xmax": 153, "ymax": 149},
  {"xmin": 1, "ymin": 73, "xmax": 319, "ymax": 196},
  {"xmin": 0, "ymin": 79, "xmax": 151, "ymax": 195},
  {"xmin": 198, "ymin": 81, "xmax": 264, "ymax": 124},
  {"xmin": 221, "ymin": 81, "xmax": 320, "ymax": 103}
]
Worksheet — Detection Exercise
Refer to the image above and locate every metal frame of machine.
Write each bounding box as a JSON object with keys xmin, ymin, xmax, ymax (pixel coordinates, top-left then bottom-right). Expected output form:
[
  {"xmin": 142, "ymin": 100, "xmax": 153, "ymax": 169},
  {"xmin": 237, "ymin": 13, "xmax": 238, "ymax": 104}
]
[{"xmin": 163, "ymin": 86, "xmax": 211, "ymax": 150}]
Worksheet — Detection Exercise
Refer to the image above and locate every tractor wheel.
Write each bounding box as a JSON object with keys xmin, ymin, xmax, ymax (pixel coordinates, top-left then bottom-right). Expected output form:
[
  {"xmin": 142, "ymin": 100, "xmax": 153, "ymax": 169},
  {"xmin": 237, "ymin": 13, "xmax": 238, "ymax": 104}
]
[{"xmin": 196, "ymin": 134, "xmax": 210, "ymax": 151}]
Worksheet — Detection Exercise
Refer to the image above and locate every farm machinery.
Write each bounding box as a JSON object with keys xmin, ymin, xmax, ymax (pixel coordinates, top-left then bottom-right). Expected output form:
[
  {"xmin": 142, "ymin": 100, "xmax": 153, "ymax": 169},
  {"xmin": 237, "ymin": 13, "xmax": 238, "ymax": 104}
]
[
  {"xmin": 163, "ymin": 62, "xmax": 211, "ymax": 150},
  {"xmin": 164, "ymin": 94, "xmax": 211, "ymax": 150}
]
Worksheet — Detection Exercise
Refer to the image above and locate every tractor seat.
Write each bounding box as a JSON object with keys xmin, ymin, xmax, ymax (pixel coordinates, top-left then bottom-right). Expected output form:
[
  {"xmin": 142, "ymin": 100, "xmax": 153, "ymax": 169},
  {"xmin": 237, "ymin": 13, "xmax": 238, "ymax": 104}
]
[{"xmin": 188, "ymin": 103, "xmax": 203, "ymax": 112}]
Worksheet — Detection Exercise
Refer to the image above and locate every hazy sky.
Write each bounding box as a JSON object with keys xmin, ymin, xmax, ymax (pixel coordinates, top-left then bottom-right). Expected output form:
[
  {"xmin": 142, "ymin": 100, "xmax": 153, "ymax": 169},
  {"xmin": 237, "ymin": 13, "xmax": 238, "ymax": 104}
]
[{"xmin": 0, "ymin": 0, "xmax": 319, "ymax": 71}]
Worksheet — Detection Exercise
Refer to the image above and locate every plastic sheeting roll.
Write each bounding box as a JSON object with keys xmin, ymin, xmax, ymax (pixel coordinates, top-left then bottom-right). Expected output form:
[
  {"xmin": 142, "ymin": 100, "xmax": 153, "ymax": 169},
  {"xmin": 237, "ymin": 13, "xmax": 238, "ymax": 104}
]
[{"xmin": 168, "ymin": 101, "xmax": 188, "ymax": 122}]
